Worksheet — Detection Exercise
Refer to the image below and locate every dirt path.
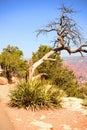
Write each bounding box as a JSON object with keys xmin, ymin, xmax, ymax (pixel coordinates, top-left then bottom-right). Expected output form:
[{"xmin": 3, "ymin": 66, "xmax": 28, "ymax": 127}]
[
  {"xmin": 0, "ymin": 84, "xmax": 87, "ymax": 130},
  {"xmin": 0, "ymin": 102, "xmax": 15, "ymax": 130},
  {"xmin": 0, "ymin": 84, "xmax": 16, "ymax": 130}
]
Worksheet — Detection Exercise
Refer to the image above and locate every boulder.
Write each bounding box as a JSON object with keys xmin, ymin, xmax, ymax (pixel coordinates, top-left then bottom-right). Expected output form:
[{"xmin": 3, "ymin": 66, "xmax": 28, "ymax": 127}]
[
  {"xmin": 0, "ymin": 77, "xmax": 8, "ymax": 85},
  {"xmin": 12, "ymin": 77, "xmax": 19, "ymax": 84}
]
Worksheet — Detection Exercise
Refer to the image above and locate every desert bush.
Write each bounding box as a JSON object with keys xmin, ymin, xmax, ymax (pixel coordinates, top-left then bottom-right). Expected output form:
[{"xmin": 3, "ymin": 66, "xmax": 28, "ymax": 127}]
[
  {"xmin": 65, "ymin": 84, "xmax": 87, "ymax": 99},
  {"xmin": 52, "ymin": 68, "xmax": 79, "ymax": 97},
  {"xmin": 9, "ymin": 80, "xmax": 63, "ymax": 110},
  {"xmin": 82, "ymin": 99, "xmax": 87, "ymax": 107},
  {"xmin": 81, "ymin": 87, "xmax": 87, "ymax": 107},
  {"xmin": 0, "ymin": 45, "xmax": 28, "ymax": 83},
  {"xmin": 76, "ymin": 87, "xmax": 87, "ymax": 99}
]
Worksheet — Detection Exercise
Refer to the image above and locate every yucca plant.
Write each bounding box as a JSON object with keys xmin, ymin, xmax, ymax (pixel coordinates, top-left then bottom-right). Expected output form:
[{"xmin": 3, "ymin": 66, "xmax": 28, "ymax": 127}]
[{"xmin": 9, "ymin": 80, "xmax": 63, "ymax": 110}]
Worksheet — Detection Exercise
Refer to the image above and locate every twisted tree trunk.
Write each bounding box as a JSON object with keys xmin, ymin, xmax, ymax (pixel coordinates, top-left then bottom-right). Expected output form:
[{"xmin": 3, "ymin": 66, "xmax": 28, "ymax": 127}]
[{"xmin": 28, "ymin": 50, "xmax": 55, "ymax": 80}]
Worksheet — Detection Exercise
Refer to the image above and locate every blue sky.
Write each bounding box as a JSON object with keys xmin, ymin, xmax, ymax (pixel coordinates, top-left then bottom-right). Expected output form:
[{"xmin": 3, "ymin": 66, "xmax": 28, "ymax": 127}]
[{"xmin": 0, "ymin": 0, "xmax": 87, "ymax": 58}]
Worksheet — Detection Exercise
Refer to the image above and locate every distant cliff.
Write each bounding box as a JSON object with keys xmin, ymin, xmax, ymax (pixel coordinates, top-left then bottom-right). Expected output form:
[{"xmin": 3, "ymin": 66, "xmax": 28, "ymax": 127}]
[{"xmin": 63, "ymin": 56, "xmax": 87, "ymax": 82}]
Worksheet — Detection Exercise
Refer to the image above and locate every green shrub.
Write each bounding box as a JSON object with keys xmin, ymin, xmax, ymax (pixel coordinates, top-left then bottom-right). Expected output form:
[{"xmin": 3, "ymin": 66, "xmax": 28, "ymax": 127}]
[
  {"xmin": 76, "ymin": 87, "xmax": 87, "ymax": 99},
  {"xmin": 81, "ymin": 87, "xmax": 87, "ymax": 107},
  {"xmin": 64, "ymin": 85, "xmax": 87, "ymax": 99},
  {"xmin": 82, "ymin": 99, "xmax": 87, "ymax": 107},
  {"xmin": 9, "ymin": 80, "xmax": 63, "ymax": 110}
]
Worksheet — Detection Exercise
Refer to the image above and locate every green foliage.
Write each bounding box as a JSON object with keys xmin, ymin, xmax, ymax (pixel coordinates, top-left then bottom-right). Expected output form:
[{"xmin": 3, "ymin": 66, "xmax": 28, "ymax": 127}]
[
  {"xmin": 32, "ymin": 45, "xmax": 79, "ymax": 97},
  {"xmin": 81, "ymin": 87, "xmax": 87, "ymax": 107},
  {"xmin": 32, "ymin": 45, "xmax": 62, "ymax": 77},
  {"xmin": 60, "ymin": 81, "xmax": 87, "ymax": 99},
  {"xmin": 52, "ymin": 67, "xmax": 79, "ymax": 97},
  {"xmin": 32, "ymin": 45, "xmax": 52, "ymax": 63},
  {"xmin": 77, "ymin": 87, "xmax": 87, "ymax": 99},
  {"xmin": 9, "ymin": 80, "xmax": 63, "ymax": 110},
  {"xmin": 52, "ymin": 67, "xmax": 87, "ymax": 99},
  {"xmin": 82, "ymin": 99, "xmax": 87, "ymax": 107},
  {"xmin": 83, "ymin": 82, "xmax": 87, "ymax": 87},
  {"xmin": 0, "ymin": 45, "xmax": 28, "ymax": 83}
]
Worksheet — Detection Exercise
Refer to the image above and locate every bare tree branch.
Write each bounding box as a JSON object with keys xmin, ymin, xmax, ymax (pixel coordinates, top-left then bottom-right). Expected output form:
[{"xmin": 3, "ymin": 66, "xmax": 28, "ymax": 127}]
[
  {"xmin": 64, "ymin": 44, "xmax": 87, "ymax": 54},
  {"xmin": 28, "ymin": 5, "xmax": 87, "ymax": 81},
  {"xmin": 36, "ymin": 29, "xmax": 56, "ymax": 37},
  {"xmin": 32, "ymin": 50, "xmax": 54, "ymax": 71},
  {"xmin": 43, "ymin": 58, "xmax": 56, "ymax": 61},
  {"xmin": 36, "ymin": 5, "xmax": 87, "ymax": 55}
]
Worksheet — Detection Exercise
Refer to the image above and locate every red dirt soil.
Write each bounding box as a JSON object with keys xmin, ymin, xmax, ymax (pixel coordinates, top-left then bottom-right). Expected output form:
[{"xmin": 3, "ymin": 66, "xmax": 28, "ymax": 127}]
[{"xmin": 0, "ymin": 84, "xmax": 87, "ymax": 130}]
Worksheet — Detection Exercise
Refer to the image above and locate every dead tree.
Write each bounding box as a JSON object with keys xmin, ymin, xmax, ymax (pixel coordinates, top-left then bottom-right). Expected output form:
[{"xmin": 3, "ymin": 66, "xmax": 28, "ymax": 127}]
[{"xmin": 28, "ymin": 5, "xmax": 87, "ymax": 80}]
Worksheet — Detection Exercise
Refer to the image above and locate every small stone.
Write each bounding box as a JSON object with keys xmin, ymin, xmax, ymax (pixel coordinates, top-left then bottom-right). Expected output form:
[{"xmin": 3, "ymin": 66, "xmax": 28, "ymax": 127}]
[
  {"xmin": 63, "ymin": 124, "xmax": 72, "ymax": 130},
  {"xmin": 40, "ymin": 115, "xmax": 46, "ymax": 120},
  {"xmin": 30, "ymin": 120, "xmax": 53, "ymax": 130},
  {"xmin": 16, "ymin": 118, "xmax": 22, "ymax": 121}
]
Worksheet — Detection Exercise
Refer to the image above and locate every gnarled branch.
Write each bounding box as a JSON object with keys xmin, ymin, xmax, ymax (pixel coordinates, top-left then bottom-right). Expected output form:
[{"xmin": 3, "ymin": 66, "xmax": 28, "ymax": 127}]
[{"xmin": 36, "ymin": 5, "xmax": 87, "ymax": 56}]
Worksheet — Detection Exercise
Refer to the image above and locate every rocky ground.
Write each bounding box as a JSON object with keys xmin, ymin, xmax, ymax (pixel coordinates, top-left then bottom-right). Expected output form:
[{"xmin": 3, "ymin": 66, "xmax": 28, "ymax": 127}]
[{"xmin": 0, "ymin": 84, "xmax": 87, "ymax": 130}]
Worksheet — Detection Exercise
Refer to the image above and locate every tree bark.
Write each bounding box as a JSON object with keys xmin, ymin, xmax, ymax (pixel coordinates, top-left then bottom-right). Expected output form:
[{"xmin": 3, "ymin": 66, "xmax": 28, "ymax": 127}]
[
  {"xmin": 28, "ymin": 59, "xmax": 33, "ymax": 80},
  {"xmin": 28, "ymin": 50, "xmax": 55, "ymax": 80}
]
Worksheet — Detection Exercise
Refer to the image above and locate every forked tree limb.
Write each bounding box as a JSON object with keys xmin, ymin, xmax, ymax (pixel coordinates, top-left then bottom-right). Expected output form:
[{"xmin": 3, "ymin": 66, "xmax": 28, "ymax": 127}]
[{"xmin": 32, "ymin": 50, "xmax": 55, "ymax": 75}]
